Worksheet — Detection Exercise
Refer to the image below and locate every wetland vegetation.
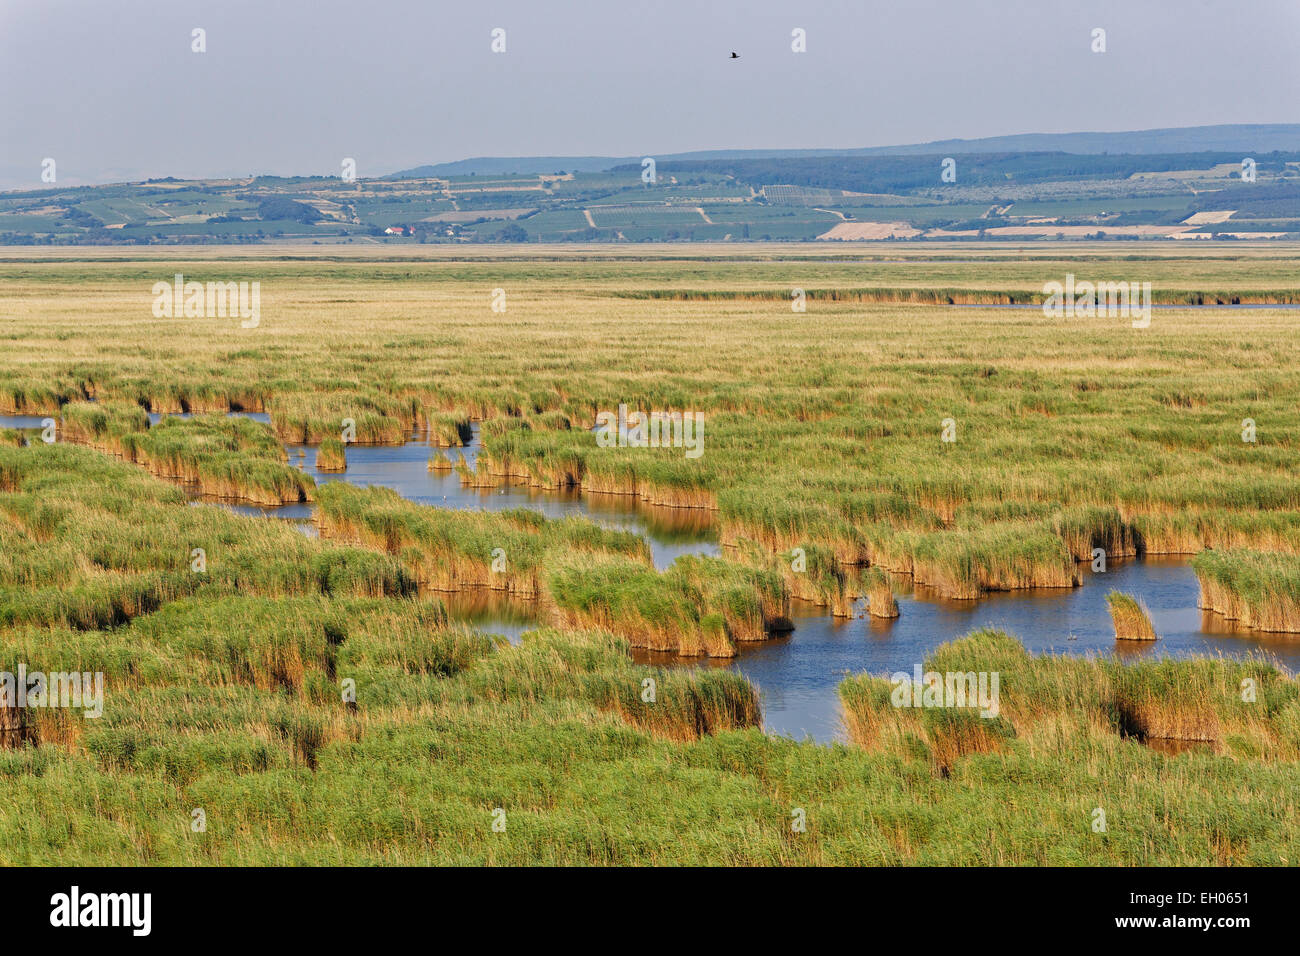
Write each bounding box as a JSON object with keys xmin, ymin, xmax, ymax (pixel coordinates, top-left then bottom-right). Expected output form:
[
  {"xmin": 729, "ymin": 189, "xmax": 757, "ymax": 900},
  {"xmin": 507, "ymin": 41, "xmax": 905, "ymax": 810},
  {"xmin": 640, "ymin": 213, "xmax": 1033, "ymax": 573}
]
[{"xmin": 2, "ymin": 243, "xmax": 1299, "ymax": 864}]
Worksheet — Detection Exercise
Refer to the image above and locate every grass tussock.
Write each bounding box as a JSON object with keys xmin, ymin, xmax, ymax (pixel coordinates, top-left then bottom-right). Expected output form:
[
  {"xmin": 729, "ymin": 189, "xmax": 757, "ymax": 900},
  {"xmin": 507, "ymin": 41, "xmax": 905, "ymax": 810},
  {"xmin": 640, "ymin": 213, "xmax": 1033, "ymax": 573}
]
[
  {"xmin": 424, "ymin": 411, "xmax": 473, "ymax": 447},
  {"xmin": 269, "ymin": 392, "xmax": 413, "ymax": 445},
  {"xmin": 1106, "ymin": 591, "xmax": 1158, "ymax": 641},
  {"xmin": 862, "ymin": 567, "xmax": 899, "ymax": 618},
  {"xmin": 546, "ymin": 553, "xmax": 789, "ymax": 657},
  {"xmin": 763, "ymin": 542, "xmax": 852, "ymax": 617},
  {"xmin": 315, "ymin": 437, "xmax": 347, "ymax": 472}
]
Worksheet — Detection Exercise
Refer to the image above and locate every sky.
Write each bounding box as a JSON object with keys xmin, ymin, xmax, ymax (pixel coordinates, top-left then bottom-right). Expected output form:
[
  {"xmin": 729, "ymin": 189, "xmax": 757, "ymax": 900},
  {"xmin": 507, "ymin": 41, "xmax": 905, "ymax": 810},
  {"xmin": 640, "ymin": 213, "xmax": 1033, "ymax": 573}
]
[{"xmin": 3, "ymin": 0, "xmax": 1300, "ymax": 187}]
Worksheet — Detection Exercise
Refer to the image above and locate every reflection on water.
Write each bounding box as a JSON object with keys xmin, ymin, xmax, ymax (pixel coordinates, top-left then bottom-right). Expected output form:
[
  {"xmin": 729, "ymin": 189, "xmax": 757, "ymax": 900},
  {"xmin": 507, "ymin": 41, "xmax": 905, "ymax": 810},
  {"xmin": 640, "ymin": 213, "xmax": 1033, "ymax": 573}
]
[
  {"xmin": 437, "ymin": 588, "xmax": 536, "ymax": 645},
  {"xmin": 642, "ymin": 557, "xmax": 1300, "ymax": 745},
  {"xmin": 191, "ymin": 500, "xmax": 316, "ymax": 535},
  {"xmin": 219, "ymin": 500, "xmax": 314, "ymax": 520}
]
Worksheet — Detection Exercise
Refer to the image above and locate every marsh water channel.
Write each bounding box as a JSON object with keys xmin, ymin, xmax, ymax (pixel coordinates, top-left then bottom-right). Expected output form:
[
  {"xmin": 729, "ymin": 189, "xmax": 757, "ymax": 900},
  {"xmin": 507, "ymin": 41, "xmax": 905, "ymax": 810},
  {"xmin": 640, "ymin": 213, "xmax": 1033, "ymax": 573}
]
[
  {"xmin": 233, "ymin": 422, "xmax": 1300, "ymax": 742},
  {"xmin": 11, "ymin": 412, "xmax": 1297, "ymax": 743}
]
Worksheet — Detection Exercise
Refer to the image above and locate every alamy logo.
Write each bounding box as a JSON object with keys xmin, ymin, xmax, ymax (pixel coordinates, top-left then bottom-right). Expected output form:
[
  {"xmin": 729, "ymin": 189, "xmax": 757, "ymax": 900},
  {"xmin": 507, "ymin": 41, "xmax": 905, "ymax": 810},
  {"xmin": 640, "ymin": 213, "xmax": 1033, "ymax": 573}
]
[
  {"xmin": 595, "ymin": 403, "xmax": 703, "ymax": 459},
  {"xmin": 50, "ymin": 886, "xmax": 151, "ymax": 936},
  {"xmin": 889, "ymin": 665, "xmax": 1000, "ymax": 718},
  {"xmin": 152, "ymin": 273, "xmax": 260, "ymax": 328},
  {"xmin": 1, "ymin": 665, "xmax": 103, "ymax": 717},
  {"xmin": 1042, "ymin": 273, "xmax": 1151, "ymax": 328}
]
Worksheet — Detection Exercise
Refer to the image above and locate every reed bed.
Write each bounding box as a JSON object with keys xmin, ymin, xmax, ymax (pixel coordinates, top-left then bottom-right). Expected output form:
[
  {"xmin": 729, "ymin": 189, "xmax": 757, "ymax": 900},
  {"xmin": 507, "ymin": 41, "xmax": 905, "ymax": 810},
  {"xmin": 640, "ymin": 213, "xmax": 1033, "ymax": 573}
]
[
  {"xmin": 10, "ymin": 250, "xmax": 1300, "ymax": 611},
  {"xmin": 270, "ymin": 393, "xmax": 414, "ymax": 445},
  {"xmin": 1105, "ymin": 591, "xmax": 1158, "ymax": 641},
  {"xmin": 780, "ymin": 542, "xmax": 854, "ymax": 616},
  {"xmin": 546, "ymin": 553, "xmax": 789, "ymax": 656},
  {"xmin": 862, "ymin": 566, "xmax": 899, "ymax": 618},
  {"xmin": 0, "ymin": 380, "xmax": 66, "ymax": 415},
  {"xmin": 314, "ymin": 481, "xmax": 787, "ymax": 656},
  {"xmin": 424, "ymin": 411, "xmax": 473, "ymax": 447},
  {"xmin": 134, "ymin": 385, "xmax": 268, "ymax": 416},
  {"xmin": 840, "ymin": 630, "xmax": 1300, "ymax": 765},
  {"xmin": 1193, "ymin": 549, "xmax": 1300, "ymax": 632},
  {"xmin": 610, "ymin": 286, "xmax": 1300, "ymax": 306},
  {"xmin": 2, "ymin": 247, "xmax": 1300, "ymax": 863},
  {"xmin": 314, "ymin": 482, "xmax": 650, "ymax": 597},
  {"xmin": 0, "ymin": 441, "xmax": 1297, "ymax": 862},
  {"xmin": 0, "ymin": 443, "xmax": 410, "ymax": 634},
  {"xmin": 60, "ymin": 403, "xmax": 312, "ymax": 505},
  {"xmin": 315, "ymin": 437, "xmax": 347, "ymax": 472},
  {"xmin": 61, "ymin": 401, "xmax": 150, "ymax": 455}
]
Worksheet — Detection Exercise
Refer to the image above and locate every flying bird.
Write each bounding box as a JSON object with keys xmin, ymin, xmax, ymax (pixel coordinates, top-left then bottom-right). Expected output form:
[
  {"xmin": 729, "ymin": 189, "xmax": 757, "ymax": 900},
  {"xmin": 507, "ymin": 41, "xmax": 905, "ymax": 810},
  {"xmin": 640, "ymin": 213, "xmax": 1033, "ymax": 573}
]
[{"xmin": 730, "ymin": 51, "xmax": 739, "ymax": 59}]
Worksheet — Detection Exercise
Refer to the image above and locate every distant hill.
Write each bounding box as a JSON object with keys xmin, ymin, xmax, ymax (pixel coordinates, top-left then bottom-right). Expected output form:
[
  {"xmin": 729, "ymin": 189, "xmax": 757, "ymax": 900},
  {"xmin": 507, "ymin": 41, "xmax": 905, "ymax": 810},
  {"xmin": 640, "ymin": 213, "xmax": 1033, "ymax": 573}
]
[
  {"xmin": 848, "ymin": 124, "xmax": 1300, "ymax": 157},
  {"xmin": 11, "ymin": 125, "xmax": 1300, "ymax": 245},
  {"xmin": 392, "ymin": 156, "xmax": 628, "ymax": 178},
  {"xmin": 391, "ymin": 125, "xmax": 1300, "ymax": 178},
  {"xmin": 388, "ymin": 148, "xmax": 871, "ymax": 179}
]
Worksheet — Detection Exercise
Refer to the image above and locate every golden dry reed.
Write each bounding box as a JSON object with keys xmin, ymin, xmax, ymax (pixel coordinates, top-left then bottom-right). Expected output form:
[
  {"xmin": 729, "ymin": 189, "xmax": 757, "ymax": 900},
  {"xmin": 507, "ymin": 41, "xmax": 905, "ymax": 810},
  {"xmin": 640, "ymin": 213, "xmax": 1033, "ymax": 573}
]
[{"xmin": 1106, "ymin": 591, "xmax": 1157, "ymax": 641}]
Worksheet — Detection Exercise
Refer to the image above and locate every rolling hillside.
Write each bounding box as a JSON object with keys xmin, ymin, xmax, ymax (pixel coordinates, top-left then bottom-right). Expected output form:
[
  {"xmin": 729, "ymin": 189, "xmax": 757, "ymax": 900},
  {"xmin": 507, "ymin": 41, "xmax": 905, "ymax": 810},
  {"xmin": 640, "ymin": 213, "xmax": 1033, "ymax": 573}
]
[{"xmin": 7, "ymin": 126, "xmax": 1300, "ymax": 244}]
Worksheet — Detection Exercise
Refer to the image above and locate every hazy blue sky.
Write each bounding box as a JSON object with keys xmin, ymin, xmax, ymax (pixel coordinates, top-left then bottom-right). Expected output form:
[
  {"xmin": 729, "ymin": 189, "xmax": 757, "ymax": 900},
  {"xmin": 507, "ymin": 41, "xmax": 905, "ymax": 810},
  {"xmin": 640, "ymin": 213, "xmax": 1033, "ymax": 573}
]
[{"xmin": 4, "ymin": 0, "xmax": 1299, "ymax": 186}]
